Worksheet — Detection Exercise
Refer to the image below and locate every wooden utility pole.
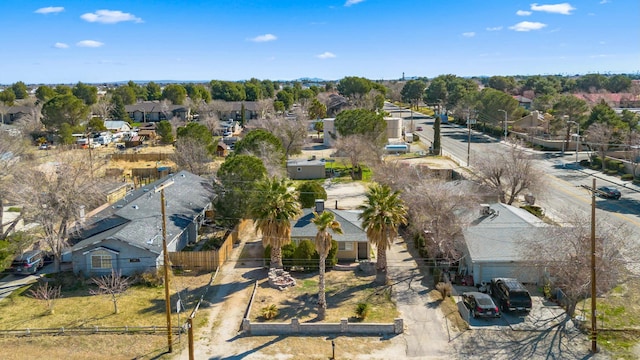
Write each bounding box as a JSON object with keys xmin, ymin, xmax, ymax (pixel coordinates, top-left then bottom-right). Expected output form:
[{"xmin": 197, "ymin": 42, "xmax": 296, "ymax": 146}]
[
  {"xmin": 188, "ymin": 317, "xmax": 194, "ymax": 360},
  {"xmin": 156, "ymin": 179, "xmax": 175, "ymax": 353},
  {"xmin": 590, "ymin": 178, "xmax": 597, "ymax": 353}
]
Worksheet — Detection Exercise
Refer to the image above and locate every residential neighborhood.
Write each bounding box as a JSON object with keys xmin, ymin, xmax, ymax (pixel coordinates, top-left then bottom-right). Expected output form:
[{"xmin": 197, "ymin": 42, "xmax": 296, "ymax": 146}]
[{"xmin": 1, "ymin": 2, "xmax": 640, "ymax": 359}]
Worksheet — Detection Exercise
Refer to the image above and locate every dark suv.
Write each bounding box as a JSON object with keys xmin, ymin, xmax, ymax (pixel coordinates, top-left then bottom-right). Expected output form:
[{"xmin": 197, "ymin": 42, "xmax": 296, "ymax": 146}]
[{"xmin": 489, "ymin": 278, "xmax": 532, "ymax": 313}]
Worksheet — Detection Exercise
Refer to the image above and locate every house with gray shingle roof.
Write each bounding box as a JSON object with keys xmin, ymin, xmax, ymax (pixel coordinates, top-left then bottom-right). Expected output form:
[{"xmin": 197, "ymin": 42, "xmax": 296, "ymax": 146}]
[
  {"xmin": 70, "ymin": 170, "xmax": 215, "ymax": 276},
  {"xmin": 460, "ymin": 203, "xmax": 548, "ymax": 286},
  {"xmin": 290, "ymin": 200, "xmax": 370, "ymax": 261}
]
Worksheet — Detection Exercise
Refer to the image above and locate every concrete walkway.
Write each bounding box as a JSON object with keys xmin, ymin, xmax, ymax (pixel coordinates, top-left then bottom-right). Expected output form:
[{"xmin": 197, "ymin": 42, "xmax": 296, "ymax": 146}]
[{"xmin": 386, "ymin": 235, "xmax": 453, "ymax": 359}]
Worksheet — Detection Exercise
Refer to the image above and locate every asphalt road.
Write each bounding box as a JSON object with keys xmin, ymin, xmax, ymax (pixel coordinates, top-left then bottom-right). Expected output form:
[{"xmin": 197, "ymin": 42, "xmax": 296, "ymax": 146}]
[{"xmin": 394, "ymin": 103, "xmax": 640, "ymax": 246}]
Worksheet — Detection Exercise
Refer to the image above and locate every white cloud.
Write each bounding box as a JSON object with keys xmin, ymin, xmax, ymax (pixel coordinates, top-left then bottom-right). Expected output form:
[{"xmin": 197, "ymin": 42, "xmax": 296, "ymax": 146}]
[
  {"xmin": 54, "ymin": 42, "xmax": 69, "ymax": 49},
  {"xmin": 76, "ymin": 40, "xmax": 104, "ymax": 48},
  {"xmin": 250, "ymin": 34, "xmax": 277, "ymax": 42},
  {"xmin": 516, "ymin": 10, "xmax": 532, "ymax": 16},
  {"xmin": 35, "ymin": 6, "xmax": 64, "ymax": 14},
  {"xmin": 509, "ymin": 21, "xmax": 548, "ymax": 31},
  {"xmin": 345, "ymin": 0, "xmax": 365, "ymax": 6},
  {"xmin": 316, "ymin": 52, "xmax": 336, "ymax": 59},
  {"xmin": 80, "ymin": 9, "xmax": 143, "ymax": 24},
  {"xmin": 599, "ymin": 0, "xmax": 610, "ymax": 4},
  {"xmin": 530, "ymin": 3, "xmax": 576, "ymax": 15},
  {"xmin": 462, "ymin": 32, "xmax": 476, "ymax": 38},
  {"xmin": 486, "ymin": 26, "xmax": 503, "ymax": 31}
]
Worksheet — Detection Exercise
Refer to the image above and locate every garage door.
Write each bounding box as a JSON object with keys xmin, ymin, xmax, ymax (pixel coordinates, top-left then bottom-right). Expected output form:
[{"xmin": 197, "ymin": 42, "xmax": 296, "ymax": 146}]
[{"xmin": 477, "ymin": 263, "xmax": 539, "ymax": 284}]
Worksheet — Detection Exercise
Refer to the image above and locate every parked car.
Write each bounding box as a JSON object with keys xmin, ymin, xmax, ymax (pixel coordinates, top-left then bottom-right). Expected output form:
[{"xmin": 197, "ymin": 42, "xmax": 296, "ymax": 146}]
[
  {"xmin": 489, "ymin": 278, "xmax": 532, "ymax": 313},
  {"xmin": 462, "ymin": 292, "xmax": 501, "ymax": 318},
  {"xmin": 416, "ymin": 126, "xmax": 424, "ymax": 131},
  {"xmin": 10, "ymin": 250, "xmax": 44, "ymax": 275},
  {"xmin": 597, "ymin": 186, "xmax": 621, "ymax": 200}
]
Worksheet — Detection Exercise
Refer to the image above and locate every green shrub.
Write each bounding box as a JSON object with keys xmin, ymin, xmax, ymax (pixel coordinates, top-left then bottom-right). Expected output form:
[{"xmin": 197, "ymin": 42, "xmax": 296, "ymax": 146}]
[
  {"xmin": 293, "ymin": 239, "xmax": 316, "ymax": 270},
  {"xmin": 7, "ymin": 207, "xmax": 21, "ymax": 212},
  {"xmin": 521, "ymin": 205, "xmax": 544, "ymax": 218},
  {"xmin": 591, "ymin": 156, "xmax": 602, "ymax": 168},
  {"xmin": 261, "ymin": 304, "xmax": 279, "ymax": 320},
  {"xmin": 621, "ymin": 174, "xmax": 634, "ymax": 181},
  {"xmin": 297, "ymin": 181, "xmax": 327, "ymax": 209},
  {"xmin": 355, "ymin": 302, "xmax": 371, "ymax": 320},
  {"xmin": 606, "ymin": 169, "xmax": 618, "ymax": 176}
]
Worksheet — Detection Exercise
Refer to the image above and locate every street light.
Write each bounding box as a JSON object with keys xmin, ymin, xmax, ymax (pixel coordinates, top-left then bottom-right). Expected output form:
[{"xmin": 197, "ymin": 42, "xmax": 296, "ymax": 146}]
[
  {"xmin": 567, "ymin": 120, "xmax": 580, "ymax": 164},
  {"xmin": 498, "ymin": 109, "xmax": 507, "ymax": 141}
]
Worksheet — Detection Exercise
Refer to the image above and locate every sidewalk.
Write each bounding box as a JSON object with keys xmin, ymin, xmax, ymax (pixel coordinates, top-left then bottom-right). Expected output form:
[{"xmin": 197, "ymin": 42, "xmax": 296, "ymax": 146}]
[{"xmin": 386, "ymin": 235, "xmax": 454, "ymax": 359}]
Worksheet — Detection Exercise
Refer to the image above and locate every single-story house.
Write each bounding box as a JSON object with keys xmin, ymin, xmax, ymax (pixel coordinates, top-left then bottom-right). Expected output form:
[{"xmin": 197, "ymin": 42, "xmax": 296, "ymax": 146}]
[
  {"xmin": 104, "ymin": 120, "xmax": 132, "ymax": 133},
  {"xmin": 69, "ymin": 170, "xmax": 215, "ymax": 276},
  {"xmin": 460, "ymin": 203, "xmax": 548, "ymax": 286},
  {"xmin": 287, "ymin": 159, "xmax": 326, "ymax": 180},
  {"xmin": 512, "ymin": 110, "xmax": 552, "ymax": 134},
  {"xmin": 125, "ymin": 102, "xmax": 190, "ymax": 122},
  {"xmin": 290, "ymin": 200, "xmax": 370, "ymax": 261}
]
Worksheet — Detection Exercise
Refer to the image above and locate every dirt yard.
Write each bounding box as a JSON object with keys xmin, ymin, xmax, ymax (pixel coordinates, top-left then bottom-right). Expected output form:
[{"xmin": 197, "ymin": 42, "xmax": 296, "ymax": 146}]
[{"xmin": 249, "ymin": 269, "xmax": 398, "ymax": 323}]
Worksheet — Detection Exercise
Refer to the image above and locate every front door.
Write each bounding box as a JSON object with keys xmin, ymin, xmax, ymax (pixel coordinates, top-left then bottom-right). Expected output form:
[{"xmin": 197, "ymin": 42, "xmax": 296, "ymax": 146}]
[{"xmin": 358, "ymin": 242, "xmax": 368, "ymax": 260}]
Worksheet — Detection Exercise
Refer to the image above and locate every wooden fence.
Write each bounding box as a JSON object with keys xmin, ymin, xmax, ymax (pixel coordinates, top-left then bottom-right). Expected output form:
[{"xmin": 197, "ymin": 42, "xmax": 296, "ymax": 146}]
[
  {"xmin": 110, "ymin": 153, "xmax": 171, "ymax": 162},
  {"xmin": 0, "ymin": 325, "xmax": 182, "ymax": 337},
  {"xmin": 169, "ymin": 220, "xmax": 252, "ymax": 272}
]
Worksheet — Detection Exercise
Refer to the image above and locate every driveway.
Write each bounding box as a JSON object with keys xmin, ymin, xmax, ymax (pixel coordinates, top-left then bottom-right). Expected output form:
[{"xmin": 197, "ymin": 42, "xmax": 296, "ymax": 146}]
[{"xmin": 386, "ymin": 235, "xmax": 454, "ymax": 359}]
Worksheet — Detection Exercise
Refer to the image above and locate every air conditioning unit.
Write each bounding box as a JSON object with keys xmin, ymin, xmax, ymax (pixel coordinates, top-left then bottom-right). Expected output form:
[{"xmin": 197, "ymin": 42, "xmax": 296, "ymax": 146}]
[{"xmin": 480, "ymin": 204, "xmax": 492, "ymax": 216}]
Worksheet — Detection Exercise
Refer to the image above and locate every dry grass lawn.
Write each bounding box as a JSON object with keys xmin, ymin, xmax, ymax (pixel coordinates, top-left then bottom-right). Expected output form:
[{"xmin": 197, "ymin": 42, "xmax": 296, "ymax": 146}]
[
  {"xmin": 250, "ymin": 269, "xmax": 398, "ymax": 323},
  {"xmin": 0, "ymin": 272, "xmax": 213, "ymax": 359}
]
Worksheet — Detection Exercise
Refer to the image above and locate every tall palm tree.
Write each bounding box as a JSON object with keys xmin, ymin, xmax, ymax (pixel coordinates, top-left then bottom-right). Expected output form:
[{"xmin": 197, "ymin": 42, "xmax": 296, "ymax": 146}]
[
  {"xmin": 312, "ymin": 211, "xmax": 343, "ymax": 320},
  {"xmin": 249, "ymin": 177, "xmax": 301, "ymax": 269},
  {"xmin": 358, "ymin": 183, "xmax": 408, "ymax": 284}
]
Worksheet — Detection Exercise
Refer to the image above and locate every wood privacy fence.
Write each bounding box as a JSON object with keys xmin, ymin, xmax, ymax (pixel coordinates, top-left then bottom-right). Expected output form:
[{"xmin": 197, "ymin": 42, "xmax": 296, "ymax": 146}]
[
  {"xmin": 169, "ymin": 220, "xmax": 252, "ymax": 272},
  {"xmin": 110, "ymin": 153, "xmax": 171, "ymax": 162}
]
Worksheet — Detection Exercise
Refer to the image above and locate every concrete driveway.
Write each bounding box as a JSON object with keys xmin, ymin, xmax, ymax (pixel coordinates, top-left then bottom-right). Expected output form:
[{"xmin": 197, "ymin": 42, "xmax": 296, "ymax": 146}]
[{"xmin": 0, "ymin": 263, "xmax": 53, "ymax": 302}]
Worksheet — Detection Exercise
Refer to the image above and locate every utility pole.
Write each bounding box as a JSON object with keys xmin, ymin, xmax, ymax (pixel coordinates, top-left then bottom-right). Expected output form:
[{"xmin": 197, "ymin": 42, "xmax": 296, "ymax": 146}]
[
  {"xmin": 466, "ymin": 109, "xmax": 471, "ymax": 167},
  {"xmin": 155, "ymin": 179, "xmax": 175, "ymax": 353},
  {"xmin": 590, "ymin": 178, "xmax": 597, "ymax": 353},
  {"xmin": 498, "ymin": 109, "xmax": 507, "ymax": 142}
]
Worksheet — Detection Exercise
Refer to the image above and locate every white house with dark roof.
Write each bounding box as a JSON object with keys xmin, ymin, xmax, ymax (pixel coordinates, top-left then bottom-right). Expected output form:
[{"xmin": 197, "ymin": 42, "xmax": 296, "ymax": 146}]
[
  {"xmin": 290, "ymin": 200, "xmax": 370, "ymax": 261},
  {"xmin": 70, "ymin": 170, "xmax": 215, "ymax": 276},
  {"xmin": 104, "ymin": 120, "xmax": 132, "ymax": 133},
  {"xmin": 460, "ymin": 203, "xmax": 548, "ymax": 285}
]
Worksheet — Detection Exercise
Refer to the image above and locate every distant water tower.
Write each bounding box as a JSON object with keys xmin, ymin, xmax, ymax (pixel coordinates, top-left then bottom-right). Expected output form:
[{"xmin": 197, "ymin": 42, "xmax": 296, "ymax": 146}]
[{"xmin": 402, "ymin": 72, "xmax": 405, "ymax": 81}]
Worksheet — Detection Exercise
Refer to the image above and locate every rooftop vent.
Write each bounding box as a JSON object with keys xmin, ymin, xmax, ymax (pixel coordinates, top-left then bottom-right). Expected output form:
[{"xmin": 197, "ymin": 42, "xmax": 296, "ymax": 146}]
[{"xmin": 480, "ymin": 204, "xmax": 495, "ymax": 216}]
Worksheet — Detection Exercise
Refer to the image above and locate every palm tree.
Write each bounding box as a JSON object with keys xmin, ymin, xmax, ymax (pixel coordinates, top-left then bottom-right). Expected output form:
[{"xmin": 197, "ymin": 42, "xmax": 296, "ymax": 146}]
[
  {"xmin": 312, "ymin": 211, "xmax": 343, "ymax": 320},
  {"xmin": 358, "ymin": 183, "xmax": 408, "ymax": 284},
  {"xmin": 249, "ymin": 177, "xmax": 301, "ymax": 269}
]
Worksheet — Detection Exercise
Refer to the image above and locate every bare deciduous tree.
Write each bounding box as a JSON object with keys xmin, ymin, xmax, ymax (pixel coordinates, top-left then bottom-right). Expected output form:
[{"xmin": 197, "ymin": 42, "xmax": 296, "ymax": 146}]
[
  {"xmin": 255, "ymin": 99, "xmax": 274, "ymax": 120},
  {"xmin": 90, "ymin": 269, "xmax": 130, "ymax": 314},
  {"xmin": 0, "ymin": 131, "xmax": 30, "ymax": 239},
  {"xmin": 521, "ymin": 210, "xmax": 638, "ymax": 318},
  {"xmin": 9, "ymin": 153, "xmax": 105, "ymax": 271},
  {"xmin": 256, "ymin": 116, "xmax": 308, "ymax": 157},
  {"xmin": 29, "ymin": 281, "xmax": 62, "ymax": 315},
  {"xmin": 373, "ymin": 161, "xmax": 478, "ymax": 262},
  {"xmin": 335, "ymin": 134, "xmax": 383, "ymax": 179},
  {"xmin": 171, "ymin": 137, "xmax": 213, "ymax": 176},
  {"xmin": 474, "ymin": 140, "xmax": 545, "ymax": 204},
  {"xmin": 623, "ymin": 130, "xmax": 640, "ymax": 178},
  {"xmin": 91, "ymin": 97, "xmax": 114, "ymax": 120},
  {"xmin": 585, "ymin": 122, "xmax": 621, "ymax": 172}
]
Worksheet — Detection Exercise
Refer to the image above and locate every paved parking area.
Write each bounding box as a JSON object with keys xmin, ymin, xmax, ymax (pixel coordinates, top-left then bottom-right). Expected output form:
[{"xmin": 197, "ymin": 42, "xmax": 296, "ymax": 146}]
[
  {"xmin": 454, "ymin": 285, "xmax": 567, "ymax": 331},
  {"xmin": 457, "ymin": 295, "xmax": 566, "ymax": 330}
]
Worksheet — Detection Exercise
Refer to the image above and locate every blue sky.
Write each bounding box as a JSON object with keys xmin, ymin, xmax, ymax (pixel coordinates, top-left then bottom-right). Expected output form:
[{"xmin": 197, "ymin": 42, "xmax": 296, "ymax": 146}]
[{"xmin": 1, "ymin": 0, "xmax": 638, "ymax": 84}]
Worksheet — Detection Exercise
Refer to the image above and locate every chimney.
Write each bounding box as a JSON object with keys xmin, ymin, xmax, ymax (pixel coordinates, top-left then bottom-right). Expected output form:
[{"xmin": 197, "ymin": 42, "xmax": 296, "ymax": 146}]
[
  {"xmin": 78, "ymin": 205, "xmax": 86, "ymax": 224},
  {"xmin": 315, "ymin": 199, "xmax": 325, "ymax": 213}
]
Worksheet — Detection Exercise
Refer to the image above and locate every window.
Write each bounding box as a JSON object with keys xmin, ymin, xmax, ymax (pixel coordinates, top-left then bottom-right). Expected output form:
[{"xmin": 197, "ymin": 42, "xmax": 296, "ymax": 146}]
[
  {"xmin": 91, "ymin": 250, "xmax": 112, "ymax": 269},
  {"xmin": 338, "ymin": 242, "xmax": 353, "ymax": 251}
]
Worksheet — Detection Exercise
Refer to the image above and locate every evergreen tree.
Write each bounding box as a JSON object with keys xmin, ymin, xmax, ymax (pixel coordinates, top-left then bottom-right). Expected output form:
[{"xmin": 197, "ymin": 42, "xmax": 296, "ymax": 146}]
[
  {"xmin": 110, "ymin": 94, "xmax": 131, "ymax": 123},
  {"xmin": 432, "ymin": 116, "xmax": 441, "ymax": 155}
]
